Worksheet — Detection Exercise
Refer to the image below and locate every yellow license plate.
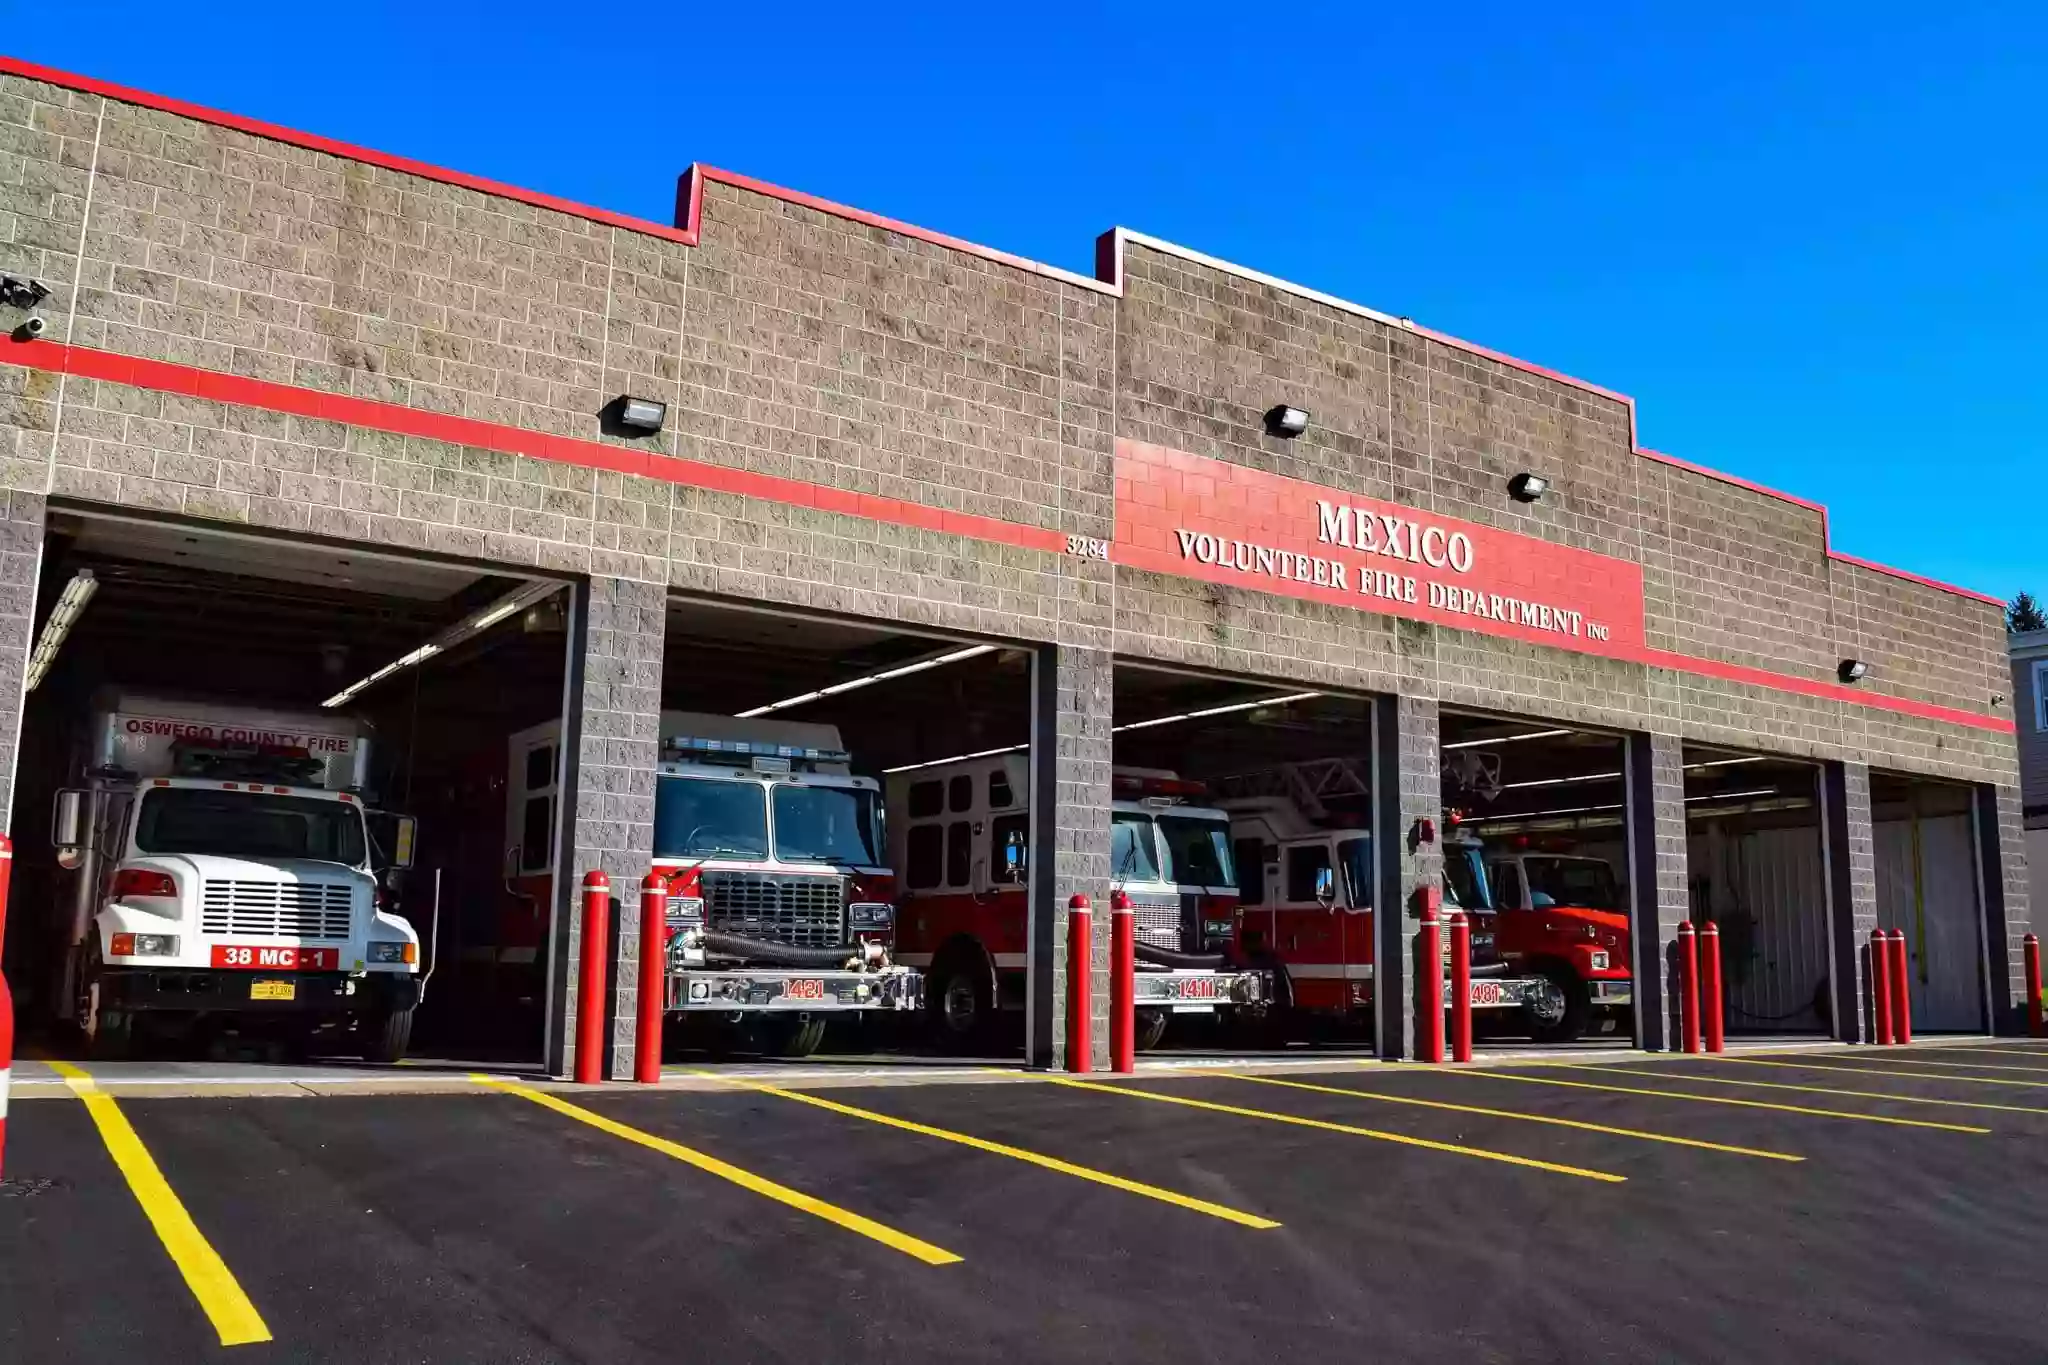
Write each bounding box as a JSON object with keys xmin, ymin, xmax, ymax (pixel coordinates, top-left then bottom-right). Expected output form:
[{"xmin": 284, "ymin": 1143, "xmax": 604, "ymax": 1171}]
[{"xmin": 250, "ymin": 981, "xmax": 296, "ymax": 1001}]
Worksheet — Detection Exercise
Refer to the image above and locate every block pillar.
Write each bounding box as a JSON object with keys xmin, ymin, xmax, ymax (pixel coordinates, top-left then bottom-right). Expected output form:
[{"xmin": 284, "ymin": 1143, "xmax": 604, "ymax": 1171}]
[
  {"xmin": 1372, "ymin": 694, "xmax": 1438, "ymax": 1061},
  {"xmin": 1821, "ymin": 761, "xmax": 1880, "ymax": 1043},
  {"xmin": 546, "ymin": 576, "xmax": 665, "ymax": 1079},
  {"xmin": 1038, "ymin": 644, "xmax": 1112, "ymax": 1071},
  {"xmin": 1624, "ymin": 730, "xmax": 1689, "ymax": 1051},
  {"xmin": 1975, "ymin": 783, "xmax": 2031, "ymax": 1035}
]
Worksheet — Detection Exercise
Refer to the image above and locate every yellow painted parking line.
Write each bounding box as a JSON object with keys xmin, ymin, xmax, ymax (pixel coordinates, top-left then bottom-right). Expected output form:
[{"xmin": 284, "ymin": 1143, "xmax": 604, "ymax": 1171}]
[
  {"xmin": 1597, "ymin": 1061, "xmax": 2048, "ymax": 1116},
  {"xmin": 1219, "ymin": 1072, "xmax": 1803, "ymax": 1162},
  {"xmin": 1445, "ymin": 1065, "xmax": 1988, "ymax": 1133},
  {"xmin": 1910, "ymin": 1047, "xmax": 2048, "ymax": 1061},
  {"xmin": 471, "ymin": 1075, "xmax": 959, "ymax": 1265},
  {"xmin": 1785, "ymin": 1054, "xmax": 2048, "ymax": 1075},
  {"xmin": 1047, "ymin": 1076, "xmax": 1626, "ymax": 1182},
  {"xmin": 1738, "ymin": 1057, "xmax": 2048, "ymax": 1090},
  {"xmin": 694, "ymin": 1072, "xmax": 1279, "ymax": 1229},
  {"xmin": 47, "ymin": 1061, "xmax": 272, "ymax": 1347}
]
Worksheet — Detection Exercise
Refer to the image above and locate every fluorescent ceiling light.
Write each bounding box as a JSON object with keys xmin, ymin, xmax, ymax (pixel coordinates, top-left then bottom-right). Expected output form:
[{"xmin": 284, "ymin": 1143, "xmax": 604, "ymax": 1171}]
[
  {"xmin": 735, "ymin": 644, "xmax": 997, "ymax": 719},
  {"xmin": 1114, "ymin": 691, "xmax": 1321, "ymax": 733},
  {"xmin": 323, "ymin": 579, "xmax": 561, "ymax": 709},
  {"xmin": 882, "ymin": 742, "xmax": 1027, "ymax": 775},
  {"xmin": 1684, "ymin": 756, "xmax": 1769, "ymax": 771},
  {"xmin": 1502, "ymin": 769, "xmax": 1621, "ymax": 790},
  {"xmin": 1442, "ymin": 728, "xmax": 1572, "ymax": 751},
  {"xmin": 1686, "ymin": 788, "xmax": 1777, "ymax": 803},
  {"xmin": 24, "ymin": 569, "xmax": 97, "ymax": 694},
  {"xmin": 1468, "ymin": 787, "xmax": 1780, "ymax": 825}
]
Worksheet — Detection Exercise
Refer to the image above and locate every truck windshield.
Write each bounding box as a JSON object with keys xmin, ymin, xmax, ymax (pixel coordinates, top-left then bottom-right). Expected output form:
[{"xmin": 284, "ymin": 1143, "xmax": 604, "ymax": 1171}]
[
  {"xmin": 653, "ymin": 777, "xmax": 769, "ymax": 859},
  {"xmin": 1523, "ymin": 856, "xmax": 1621, "ymax": 911},
  {"xmin": 1443, "ymin": 847, "xmax": 1493, "ymax": 911},
  {"xmin": 1158, "ymin": 815, "xmax": 1235, "ymax": 887},
  {"xmin": 772, "ymin": 784, "xmax": 883, "ymax": 866},
  {"xmin": 135, "ymin": 789, "xmax": 366, "ymax": 864},
  {"xmin": 1111, "ymin": 813, "xmax": 1162, "ymax": 883}
]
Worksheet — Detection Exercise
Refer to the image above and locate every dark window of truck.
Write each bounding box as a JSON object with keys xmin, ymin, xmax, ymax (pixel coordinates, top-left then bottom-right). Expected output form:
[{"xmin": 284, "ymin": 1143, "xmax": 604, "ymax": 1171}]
[
  {"xmin": 1233, "ymin": 838, "xmax": 1266, "ymax": 904},
  {"xmin": 1159, "ymin": 815, "xmax": 1235, "ymax": 887},
  {"xmin": 946, "ymin": 820, "xmax": 971, "ymax": 887},
  {"xmin": 988, "ymin": 768, "xmax": 1014, "ymax": 809},
  {"xmin": 1338, "ymin": 837, "xmax": 1372, "ymax": 909},
  {"xmin": 524, "ymin": 743, "xmax": 555, "ymax": 793},
  {"xmin": 1286, "ymin": 844, "xmax": 1332, "ymax": 903},
  {"xmin": 651, "ymin": 777, "xmax": 768, "ymax": 859},
  {"xmin": 1491, "ymin": 862, "xmax": 1523, "ymax": 909},
  {"xmin": 136, "ymin": 789, "xmax": 367, "ymax": 864},
  {"xmin": 908, "ymin": 780, "xmax": 944, "ymax": 819},
  {"xmin": 948, "ymin": 775, "xmax": 973, "ymax": 813},
  {"xmin": 906, "ymin": 824, "xmax": 943, "ymax": 890},
  {"xmin": 520, "ymin": 796, "xmax": 553, "ymax": 872}
]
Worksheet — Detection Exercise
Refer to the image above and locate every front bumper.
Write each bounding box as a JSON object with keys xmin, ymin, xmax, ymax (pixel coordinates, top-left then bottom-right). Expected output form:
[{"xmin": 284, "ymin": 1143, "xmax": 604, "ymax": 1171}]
[
  {"xmin": 1588, "ymin": 979, "xmax": 1634, "ymax": 1006},
  {"xmin": 1441, "ymin": 976, "xmax": 1539, "ymax": 1010},
  {"xmin": 100, "ymin": 967, "xmax": 419, "ymax": 1015},
  {"xmin": 666, "ymin": 966, "xmax": 923, "ymax": 1013},
  {"xmin": 1132, "ymin": 967, "xmax": 1266, "ymax": 1012}
]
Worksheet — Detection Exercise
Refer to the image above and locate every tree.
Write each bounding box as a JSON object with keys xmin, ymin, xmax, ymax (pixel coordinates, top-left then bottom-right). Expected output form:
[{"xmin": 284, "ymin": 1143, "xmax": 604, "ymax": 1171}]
[{"xmin": 2010, "ymin": 591, "xmax": 2047, "ymax": 633}]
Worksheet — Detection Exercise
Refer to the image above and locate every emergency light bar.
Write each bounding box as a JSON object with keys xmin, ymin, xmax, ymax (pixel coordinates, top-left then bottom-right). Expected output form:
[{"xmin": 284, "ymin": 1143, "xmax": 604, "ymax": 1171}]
[{"xmin": 661, "ymin": 735, "xmax": 851, "ymax": 764}]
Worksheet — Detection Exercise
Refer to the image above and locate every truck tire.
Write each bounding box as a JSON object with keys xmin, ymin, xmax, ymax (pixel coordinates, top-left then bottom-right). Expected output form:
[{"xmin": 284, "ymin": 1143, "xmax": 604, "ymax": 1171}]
[
  {"xmin": 1523, "ymin": 966, "xmax": 1591, "ymax": 1045},
  {"xmin": 76, "ymin": 942, "xmax": 133, "ymax": 1060},
  {"xmin": 1135, "ymin": 1007, "xmax": 1170, "ymax": 1052},
  {"xmin": 927, "ymin": 948, "xmax": 992, "ymax": 1053},
  {"xmin": 360, "ymin": 1004, "xmax": 415, "ymax": 1064},
  {"xmin": 760, "ymin": 1013, "xmax": 827, "ymax": 1058}
]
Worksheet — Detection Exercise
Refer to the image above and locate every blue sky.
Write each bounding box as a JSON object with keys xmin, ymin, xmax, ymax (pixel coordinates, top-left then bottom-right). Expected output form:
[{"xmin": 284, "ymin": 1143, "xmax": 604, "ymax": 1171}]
[{"xmin": 10, "ymin": 2, "xmax": 2040, "ymax": 601}]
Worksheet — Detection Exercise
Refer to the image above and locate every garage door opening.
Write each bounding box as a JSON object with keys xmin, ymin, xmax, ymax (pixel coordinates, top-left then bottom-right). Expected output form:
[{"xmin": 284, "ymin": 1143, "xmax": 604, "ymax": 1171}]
[
  {"xmin": 1438, "ymin": 711, "xmax": 1632, "ymax": 1048},
  {"xmin": 1112, "ymin": 662, "xmax": 1370, "ymax": 1054},
  {"xmin": 1682, "ymin": 746, "xmax": 1829, "ymax": 1037},
  {"xmin": 5, "ymin": 510, "xmax": 572, "ymax": 1067},
  {"xmin": 1870, "ymin": 771, "xmax": 1989, "ymax": 1034},
  {"xmin": 639, "ymin": 595, "xmax": 1035, "ymax": 1063}
]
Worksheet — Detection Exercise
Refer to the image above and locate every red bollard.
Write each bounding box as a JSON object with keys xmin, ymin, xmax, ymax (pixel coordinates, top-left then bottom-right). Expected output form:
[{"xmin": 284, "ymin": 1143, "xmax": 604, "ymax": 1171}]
[
  {"xmin": 1888, "ymin": 929, "xmax": 1913, "ymax": 1046},
  {"xmin": 2024, "ymin": 934, "xmax": 2043, "ymax": 1039},
  {"xmin": 1448, "ymin": 909, "xmax": 1472, "ymax": 1063},
  {"xmin": 1700, "ymin": 921, "xmax": 1725, "ymax": 1054},
  {"xmin": 0, "ymin": 969, "xmax": 13, "ymax": 1180},
  {"xmin": 1416, "ymin": 891, "xmax": 1445, "ymax": 1064},
  {"xmin": 0, "ymin": 832, "xmax": 13, "ymax": 962},
  {"xmin": 635, "ymin": 873, "xmax": 667, "ymax": 1085},
  {"xmin": 1108, "ymin": 890, "xmax": 1135, "ymax": 1074},
  {"xmin": 1869, "ymin": 928, "xmax": 1894, "ymax": 1045},
  {"xmin": 1066, "ymin": 895, "xmax": 1093, "ymax": 1073},
  {"xmin": 1677, "ymin": 921, "xmax": 1701, "ymax": 1055},
  {"xmin": 575, "ymin": 870, "xmax": 611, "ymax": 1085}
]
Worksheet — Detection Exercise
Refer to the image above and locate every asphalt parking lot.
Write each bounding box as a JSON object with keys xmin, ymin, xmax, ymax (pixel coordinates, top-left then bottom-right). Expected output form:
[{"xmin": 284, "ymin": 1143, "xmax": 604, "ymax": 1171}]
[{"xmin": 5, "ymin": 1041, "xmax": 2048, "ymax": 1365}]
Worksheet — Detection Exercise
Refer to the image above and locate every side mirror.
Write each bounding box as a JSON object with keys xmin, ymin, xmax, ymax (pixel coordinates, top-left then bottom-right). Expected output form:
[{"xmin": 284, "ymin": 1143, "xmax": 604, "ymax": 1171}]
[
  {"xmin": 1001, "ymin": 832, "xmax": 1028, "ymax": 883},
  {"xmin": 53, "ymin": 788, "xmax": 86, "ymax": 870},
  {"xmin": 391, "ymin": 816, "xmax": 417, "ymax": 870},
  {"xmin": 1313, "ymin": 865, "xmax": 1336, "ymax": 907}
]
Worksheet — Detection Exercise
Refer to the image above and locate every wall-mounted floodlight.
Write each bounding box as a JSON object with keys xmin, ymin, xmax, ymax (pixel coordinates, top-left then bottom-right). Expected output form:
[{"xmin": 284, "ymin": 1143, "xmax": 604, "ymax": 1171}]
[
  {"xmin": 24, "ymin": 569, "xmax": 97, "ymax": 693},
  {"xmin": 616, "ymin": 396, "xmax": 667, "ymax": 434},
  {"xmin": 1508, "ymin": 472, "xmax": 1550, "ymax": 503},
  {"xmin": 1264, "ymin": 405, "xmax": 1310, "ymax": 439},
  {"xmin": 1838, "ymin": 658, "xmax": 1869, "ymax": 684}
]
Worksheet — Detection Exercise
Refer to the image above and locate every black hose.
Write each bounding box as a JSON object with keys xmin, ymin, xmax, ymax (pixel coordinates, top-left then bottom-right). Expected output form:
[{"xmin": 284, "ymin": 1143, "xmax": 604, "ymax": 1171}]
[
  {"xmin": 1468, "ymin": 961, "xmax": 1510, "ymax": 980},
  {"xmin": 698, "ymin": 932, "xmax": 860, "ymax": 968},
  {"xmin": 1134, "ymin": 942, "xmax": 1231, "ymax": 971}
]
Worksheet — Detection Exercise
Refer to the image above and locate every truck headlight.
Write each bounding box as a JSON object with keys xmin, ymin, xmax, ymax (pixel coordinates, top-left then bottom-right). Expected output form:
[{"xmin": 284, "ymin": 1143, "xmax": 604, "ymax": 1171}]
[
  {"xmin": 368, "ymin": 941, "xmax": 417, "ymax": 964},
  {"xmin": 849, "ymin": 903, "xmax": 894, "ymax": 930},
  {"xmin": 1203, "ymin": 919, "xmax": 1233, "ymax": 937},
  {"xmin": 111, "ymin": 932, "xmax": 179, "ymax": 957},
  {"xmin": 665, "ymin": 895, "xmax": 705, "ymax": 927},
  {"xmin": 1588, "ymin": 951, "xmax": 1610, "ymax": 971}
]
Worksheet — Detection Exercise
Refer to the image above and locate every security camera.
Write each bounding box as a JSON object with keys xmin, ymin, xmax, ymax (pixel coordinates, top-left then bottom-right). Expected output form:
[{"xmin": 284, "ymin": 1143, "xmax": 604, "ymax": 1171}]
[{"xmin": 14, "ymin": 315, "xmax": 44, "ymax": 341}]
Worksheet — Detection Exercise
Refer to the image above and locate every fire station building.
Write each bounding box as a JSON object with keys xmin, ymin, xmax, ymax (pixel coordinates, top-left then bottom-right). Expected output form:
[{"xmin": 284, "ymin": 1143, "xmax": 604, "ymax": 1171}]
[{"xmin": 0, "ymin": 56, "xmax": 2027, "ymax": 1075}]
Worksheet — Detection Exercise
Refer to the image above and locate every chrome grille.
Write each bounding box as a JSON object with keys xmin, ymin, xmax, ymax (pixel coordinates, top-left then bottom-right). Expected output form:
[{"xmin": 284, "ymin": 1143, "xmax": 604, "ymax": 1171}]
[
  {"xmin": 1124, "ymin": 893, "xmax": 1184, "ymax": 951},
  {"xmin": 703, "ymin": 871, "xmax": 846, "ymax": 949},
  {"xmin": 200, "ymin": 880, "xmax": 355, "ymax": 940}
]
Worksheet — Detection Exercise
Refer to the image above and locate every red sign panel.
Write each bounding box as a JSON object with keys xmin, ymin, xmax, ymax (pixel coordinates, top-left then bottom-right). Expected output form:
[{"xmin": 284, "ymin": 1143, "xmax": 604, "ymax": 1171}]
[
  {"xmin": 211, "ymin": 945, "xmax": 340, "ymax": 971},
  {"xmin": 1114, "ymin": 441, "xmax": 1646, "ymax": 659}
]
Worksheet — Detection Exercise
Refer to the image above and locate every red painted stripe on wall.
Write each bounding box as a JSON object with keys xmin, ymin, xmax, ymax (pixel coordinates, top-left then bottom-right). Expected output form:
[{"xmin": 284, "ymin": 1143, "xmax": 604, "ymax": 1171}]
[
  {"xmin": 0, "ymin": 337, "xmax": 2011, "ymax": 736},
  {"xmin": 0, "ymin": 337, "xmax": 1067, "ymax": 557}
]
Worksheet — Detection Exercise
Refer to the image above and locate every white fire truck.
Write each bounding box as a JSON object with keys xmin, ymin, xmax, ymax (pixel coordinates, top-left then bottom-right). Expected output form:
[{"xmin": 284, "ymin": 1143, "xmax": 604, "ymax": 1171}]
[
  {"xmin": 504, "ymin": 713, "xmax": 919, "ymax": 1059},
  {"xmin": 51, "ymin": 691, "xmax": 422, "ymax": 1060},
  {"xmin": 888, "ymin": 758, "xmax": 1265, "ymax": 1051}
]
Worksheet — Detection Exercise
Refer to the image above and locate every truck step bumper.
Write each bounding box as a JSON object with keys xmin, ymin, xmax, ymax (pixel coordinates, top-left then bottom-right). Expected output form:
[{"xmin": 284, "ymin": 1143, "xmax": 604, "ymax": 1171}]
[
  {"xmin": 1132, "ymin": 967, "xmax": 1266, "ymax": 1011},
  {"xmin": 101, "ymin": 968, "xmax": 418, "ymax": 1014},
  {"xmin": 1588, "ymin": 980, "xmax": 1634, "ymax": 1006},
  {"xmin": 666, "ymin": 967, "xmax": 923, "ymax": 1013}
]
